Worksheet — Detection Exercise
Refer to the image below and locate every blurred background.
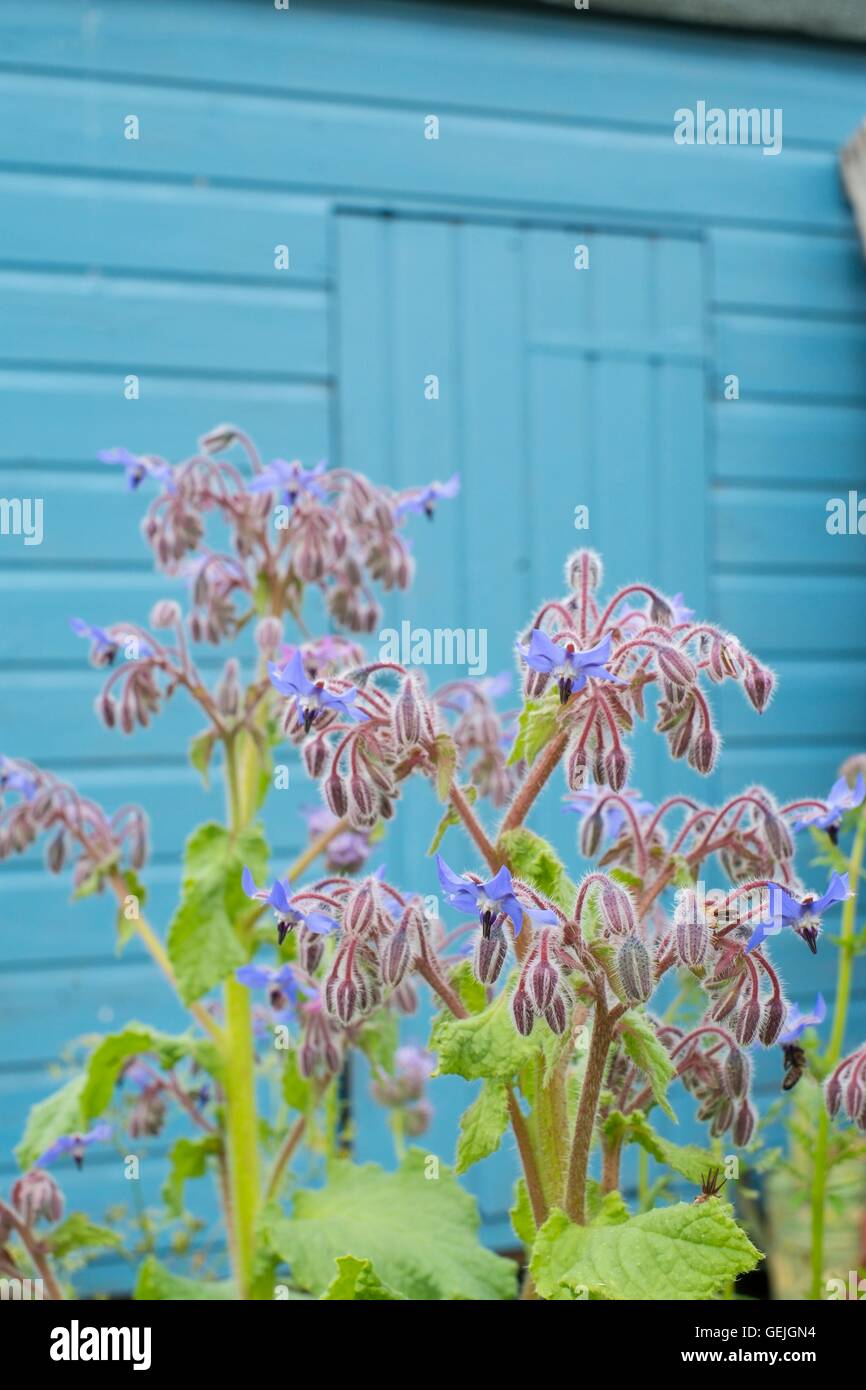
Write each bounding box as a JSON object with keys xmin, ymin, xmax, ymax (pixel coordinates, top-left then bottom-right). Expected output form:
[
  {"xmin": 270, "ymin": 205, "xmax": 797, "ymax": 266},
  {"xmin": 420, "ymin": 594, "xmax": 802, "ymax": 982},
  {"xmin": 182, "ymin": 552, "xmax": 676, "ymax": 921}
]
[{"xmin": 1, "ymin": 0, "xmax": 865, "ymax": 1293}]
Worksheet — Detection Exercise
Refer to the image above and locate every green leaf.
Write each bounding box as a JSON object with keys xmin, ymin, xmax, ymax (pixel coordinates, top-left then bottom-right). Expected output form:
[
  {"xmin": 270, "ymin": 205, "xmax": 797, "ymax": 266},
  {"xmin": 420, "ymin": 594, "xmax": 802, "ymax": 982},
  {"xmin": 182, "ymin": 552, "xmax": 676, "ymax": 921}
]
[
  {"xmin": 605, "ymin": 1110, "xmax": 718, "ymax": 1185},
  {"xmin": 320, "ymin": 1255, "xmax": 407, "ymax": 1301},
  {"xmin": 507, "ymin": 690, "xmax": 560, "ymax": 768},
  {"xmin": 16, "ymin": 1075, "xmax": 86, "ymax": 1170},
  {"xmin": 45, "ymin": 1213, "xmax": 122, "ymax": 1259},
  {"xmin": 268, "ymin": 1149, "xmax": 517, "ymax": 1301},
  {"xmin": 134, "ymin": 1256, "xmax": 236, "ymax": 1301},
  {"xmin": 498, "ymin": 827, "xmax": 576, "ymax": 914},
  {"xmin": 434, "ymin": 733, "xmax": 457, "ymax": 802},
  {"xmin": 450, "ymin": 960, "xmax": 488, "ymax": 1016},
  {"xmin": 619, "ymin": 1011, "xmax": 676, "ymax": 1122},
  {"xmin": 167, "ymin": 821, "xmax": 268, "ymax": 1004},
  {"xmin": 79, "ymin": 1023, "xmax": 211, "ymax": 1125},
  {"xmin": 163, "ymin": 1136, "xmax": 222, "ymax": 1218},
  {"xmin": 189, "ymin": 730, "xmax": 216, "ymax": 790},
  {"xmin": 510, "ymin": 1178, "xmax": 536, "ymax": 1248},
  {"xmin": 455, "ymin": 1080, "xmax": 510, "ymax": 1174},
  {"xmin": 429, "ymin": 979, "xmax": 547, "ymax": 1083},
  {"xmin": 530, "ymin": 1200, "xmax": 761, "ymax": 1301}
]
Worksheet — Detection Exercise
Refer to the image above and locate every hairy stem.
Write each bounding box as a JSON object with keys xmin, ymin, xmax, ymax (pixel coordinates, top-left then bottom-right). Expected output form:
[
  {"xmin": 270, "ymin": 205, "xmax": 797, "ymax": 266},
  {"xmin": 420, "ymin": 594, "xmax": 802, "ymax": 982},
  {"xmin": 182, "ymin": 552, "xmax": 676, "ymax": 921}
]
[
  {"xmin": 449, "ymin": 782, "xmax": 498, "ymax": 873},
  {"xmin": 499, "ymin": 731, "xmax": 570, "ymax": 837},
  {"xmin": 809, "ymin": 811, "xmax": 865, "ymax": 1300},
  {"xmin": 265, "ymin": 1110, "xmax": 309, "ymax": 1204},
  {"xmin": 0, "ymin": 1201, "xmax": 65, "ymax": 1300},
  {"xmin": 564, "ymin": 999, "xmax": 613, "ymax": 1224}
]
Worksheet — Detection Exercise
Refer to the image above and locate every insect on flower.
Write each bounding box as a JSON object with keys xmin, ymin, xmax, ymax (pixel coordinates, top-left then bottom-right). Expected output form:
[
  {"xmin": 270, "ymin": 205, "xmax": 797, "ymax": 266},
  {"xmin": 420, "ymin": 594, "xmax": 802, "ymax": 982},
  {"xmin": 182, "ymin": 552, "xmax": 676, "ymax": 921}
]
[{"xmin": 693, "ymin": 1167, "xmax": 727, "ymax": 1204}]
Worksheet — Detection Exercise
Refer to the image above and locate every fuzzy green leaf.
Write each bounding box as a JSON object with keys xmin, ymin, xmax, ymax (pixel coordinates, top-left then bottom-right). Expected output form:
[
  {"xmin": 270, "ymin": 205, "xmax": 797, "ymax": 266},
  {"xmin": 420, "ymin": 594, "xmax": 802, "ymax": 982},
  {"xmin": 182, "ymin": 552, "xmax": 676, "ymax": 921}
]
[
  {"xmin": 429, "ymin": 980, "xmax": 548, "ymax": 1084},
  {"xmin": 605, "ymin": 1110, "xmax": 718, "ymax": 1186},
  {"xmin": 16, "ymin": 1075, "xmax": 86, "ymax": 1170},
  {"xmin": 320, "ymin": 1255, "xmax": 407, "ymax": 1301},
  {"xmin": 530, "ymin": 1200, "xmax": 761, "ymax": 1301},
  {"xmin": 268, "ymin": 1149, "xmax": 517, "ymax": 1301},
  {"xmin": 507, "ymin": 691, "xmax": 559, "ymax": 768},
  {"xmin": 498, "ymin": 827, "xmax": 577, "ymax": 914},
  {"xmin": 163, "ymin": 1136, "xmax": 222, "ymax": 1218},
  {"xmin": 46, "ymin": 1214, "xmax": 122, "ymax": 1259},
  {"xmin": 455, "ymin": 1080, "xmax": 510, "ymax": 1175},
  {"xmin": 619, "ymin": 1011, "xmax": 676, "ymax": 1122},
  {"xmin": 134, "ymin": 1256, "xmax": 235, "ymax": 1301},
  {"xmin": 510, "ymin": 1178, "xmax": 536, "ymax": 1248}
]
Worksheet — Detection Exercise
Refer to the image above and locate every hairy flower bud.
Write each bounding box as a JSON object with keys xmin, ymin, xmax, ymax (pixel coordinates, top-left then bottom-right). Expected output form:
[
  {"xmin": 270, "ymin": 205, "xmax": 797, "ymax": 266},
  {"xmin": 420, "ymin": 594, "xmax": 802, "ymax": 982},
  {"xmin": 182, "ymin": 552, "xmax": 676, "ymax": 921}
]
[
  {"xmin": 215, "ymin": 658, "xmax": 241, "ymax": 717},
  {"xmin": 825, "ymin": 1071, "xmax": 843, "ymax": 1118},
  {"xmin": 12, "ymin": 1168, "xmax": 64, "ymax": 1225},
  {"xmin": 744, "ymin": 663, "xmax": 774, "ymax": 713},
  {"xmin": 525, "ymin": 952, "xmax": 558, "ymax": 1013},
  {"xmin": 474, "ymin": 922, "xmax": 508, "ymax": 985},
  {"xmin": 604, "ymin": 745, "xmax": 629, "ymax": 792},
  {"xmin": 382, "ymin": 926, "xmax": 410, "ymax": 988},
  {"xmin": 297, "ymin": 926, "xmax": 325, "ymax": 975},
  {"xmin": 150, "ymin": 598, "xmax": 181, "ymax": 629},
  {"xmin": 649, "ymin": 594, "xmax": 675, "ymax": 627},
  {"xmin": 733, "ymin": 1100, "xmax": 756, "ymax": 1147},
  {"xmin": 735, "ymin": 998, "xmax": 761, "ymax": 1047},
  {"xmin": 341, "ymin": 881, "xmax": 379, "ymax": 938},
  {"xmin": 580, "ymin": 808, "xmax": 604, "ymax": 859},
  {"xmin": 511, "ymin": 986, "xmax": 535, "ymax": 1037},
  {"xmin": 657, "ymin": 645, "xmax": 696, "ymax": 688},
  {"xmin": 616, "ymin": 935, "xmax": 653, "ymax": 1004},
  {"xmin": 544, "ymin": 992, "xmax": 569, "ymax": 1035},
  {"xmin": 762, "ymin": 810, "xmax": 793, "ymax": 863},
  {"xmin": 674, "ymin": 891, "xmax": 708, "ymax": 967},
  {"xmin": 45, "ymin": 830, "xmax": 67, "ymax": 875},
  {"xmin": 710, "ymin": 1098, "xmax": 734, "ymax": 1138},
  {"xmin": 600, "ymin": 880, "xmax": 637, "ymax": 936},
  {"xmin": 324, "ymin": 771, "xmax": 348, "ymax": 818},
  {"xmin": 722, "ymin": 1048, "xmax": 749, "ymax": 1101},
  {"xmin": 303, "ymin": 737, "xmax": 329, "ymax": 780},
  {"xmin": 346, "ymin": 774, "xmax": 379, "ymax": 829},
  {"xmin": 393, "ymin": 677, "xmax": 422, "ymax": 749},
  {"xmin": 565, "ymin": 740, "xmax": 589, "ymax": 791},
  {"xmin": 691, "ymin": 727, "xmax": 719, "ymax": 776},
  {"xmin": 255, "ymin": 616, "xmax": 283, "ymax": 659},
  {"xmin": 759, "ymin": 995, "xmax": 786, "ymax": 1046},
  {"xmin": 393, "ymin": 979, "xmax": 418, "ymax": 1015}
]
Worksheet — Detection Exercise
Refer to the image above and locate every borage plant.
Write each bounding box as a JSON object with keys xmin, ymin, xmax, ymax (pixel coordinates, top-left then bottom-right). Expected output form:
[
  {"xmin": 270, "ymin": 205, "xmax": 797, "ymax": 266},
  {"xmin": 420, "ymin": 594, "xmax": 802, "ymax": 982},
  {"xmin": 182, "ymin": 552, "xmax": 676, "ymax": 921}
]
[{"xmin": 0, "ymin": 428, "xmax": 856, "ymax": 1301}]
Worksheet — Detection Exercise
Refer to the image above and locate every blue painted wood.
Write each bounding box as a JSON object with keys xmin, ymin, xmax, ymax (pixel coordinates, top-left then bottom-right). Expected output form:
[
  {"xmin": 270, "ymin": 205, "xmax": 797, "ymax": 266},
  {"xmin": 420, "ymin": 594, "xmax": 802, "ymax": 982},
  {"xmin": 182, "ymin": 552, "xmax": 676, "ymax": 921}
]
[{"xmin": 0, "ymin": 0, "xmax": 864, "ymax": 1290}]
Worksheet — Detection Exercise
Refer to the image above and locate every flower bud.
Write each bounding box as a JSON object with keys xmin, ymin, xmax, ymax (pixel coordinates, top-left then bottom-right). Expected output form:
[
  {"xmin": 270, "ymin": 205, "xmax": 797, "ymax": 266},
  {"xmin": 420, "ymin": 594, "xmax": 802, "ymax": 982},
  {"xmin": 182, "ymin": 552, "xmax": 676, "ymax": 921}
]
[
  {"xmin": 744, "ymin": 663, "xmax": 774, "ymax": 713},
  {"xmin": 324, "ymin": 771, "xmax": 348, "ymax": 817},
  {"xmin": 526, "ymin": 954, "xmax": 558, "ymax": 1013},
  {"xmin": 404, "ymin": 1100, "xmax": 433, "ymax": 1138},
  {"xmin": 600, "ymin": 880, "xmax": 637, "ymax": 936},
  {"xmin": 674, "ymin": 892, "xmax": 708, "ymax": 967},
  {"xmin": 200, "ymin": 423, "xmax": 239, "ymax": 453},
  {"xmin": 393, "ymin": 979, "xmax": 418, "ymax": 1015},
  {"xmin": 393, "ymin": 678, "xmax": 422, "ymax": 749},
  {"xmin": 759, "ymin": 996, "xmax": 786, "ymax": 1046},
  {"xmin": 692, "ymin": 727, "xmax": 719, "ymax": 776},
  {"xmin": 710, "ymin": 1098, "xmax": 734, "ymax": 1138},
  {"xmin": 580, "ymin": 808, "xmax": 604, "ymax": 859},
  {"xmin": 650, "ymin": 594, "xmax": 675, "ymax": 627},
  {"xmin": 298, "ymin": 926, "xmax": 325, "ymax": 975},
  {"xmin": 347, "ymin": 775, "xmax": 378, "ymax": 829},
  {"xmin": 762, "ymin": 810, "xmax": 793, "ymax": 863},
  {"xmin": 616, "ymin": 936, "xmax": 653, "ymax": 1004},
  {"xmin": 604, "ymin": 745, "xmax": 629, "ymax": 792},
  {"xmin": 12, "ymin": 1168, "xmax": 64, "ymax": 1226},
  {"xmin": 657, "ymin": 645, "xmax": 696, "ymax": 687},
  {"xmin": 566, "ymin": 740, "xmax": 589, "ymax": 790},
  {"xmin": 342, "ymin": 881, "xmax": 379, "ymax": 938},
  {"xmin": 150, "ymin": 598, "xmax": 181, "ymax": 629},
  {"xmin": 255, "ymin": 617, "xmax": 283, "ymax": 659},
  {"xmin": 303, "ymin": 737, "xmax": 328, "ymax": 780},
  {"xmin": 45, "ymin": 830, "xmax": 67, "ymax": 875},
  {"xmin": 544, "ymin": 992, "xmax": 569, "ymax": 1035},
  {"xmin": 97, "ymin": 692, "xmax": 117, "ymax": 729},
  {"xmin": 733, "ymin": 1100, "xmax": 756, "ymax": 1147},
  {"xmin": 474, "ymin": 922, "xmax": 508, "ymax": 985},
  {"xmin": 722, "ymin": 1048, "xmax": 749, "ymax": 1100},
  {"xmin": 511, "ymin": 987, "xmax": 535, "ymax": 1037},
  {"xmin": 382, "ymin": 926, "xmax": 410, "ymax": 988},
  {"xmin": 735, "ymin": 998, "xmax": 760, "ymax": 1047},
  {"xmin": 215, "ymin": 659, "xmax": 241, "ymax": 717},
  {"xmin": 844, "ymin": 1067, "xmax": 864, "ymax": 1122}
]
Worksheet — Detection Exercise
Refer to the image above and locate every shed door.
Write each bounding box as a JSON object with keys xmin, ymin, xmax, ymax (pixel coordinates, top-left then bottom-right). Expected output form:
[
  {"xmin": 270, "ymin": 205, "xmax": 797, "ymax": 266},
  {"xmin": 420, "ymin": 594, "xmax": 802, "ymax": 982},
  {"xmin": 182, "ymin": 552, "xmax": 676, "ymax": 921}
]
[{"xmin": 336, "ymin": 211, "xmax": 707, "ymax": 1243}]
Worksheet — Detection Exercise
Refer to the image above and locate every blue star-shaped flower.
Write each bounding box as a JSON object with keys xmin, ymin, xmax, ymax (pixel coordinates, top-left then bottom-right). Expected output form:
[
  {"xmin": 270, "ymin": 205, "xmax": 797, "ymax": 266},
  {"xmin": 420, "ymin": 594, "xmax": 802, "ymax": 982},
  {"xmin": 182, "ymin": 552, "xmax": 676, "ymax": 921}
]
[
  {"xmin": 794, "ymin": 775, "xmax": 865, "ymax": 839},
  {"xmin": 267, "ymin": 649, "xmax": 367, "ymax": 733},
  {"xmin": 746, "ymin": 872, "xmax": 852, "ymax": 955},
  {"xmin": 394, "ymin": 473, "xmax": 460, "ymax": 519},
  {"xmin": 39, "ymin": 1122, "xmax": 112, "ymax": 1169},
  {"xmin": 235, "ymin": 962, "xmax": 317, "ymax": 1015},
  {"xmin": 241, "ymin": 866, "xmax": 340, "ymax": 943},
  {"xmin": 247, "ymin": 458, "xmax": 328, "ymax": 508},
  {"xmin": 0, "ymin": 756, "xmax": 37, "ymax": 800},
  {"xmin": 517, "ymin": 630, "xmax": 624, "ymax": 703},
  {"xmin": 435, "ymin": 855, "xmax": 557, "ymax": 938},
  {"xmin": 99, "ymin": 447, "xmax": 175, "ymax": 493},
  {"xmin": 779, "ymin": 993, "xmax": 826, "ymax": 1044}
]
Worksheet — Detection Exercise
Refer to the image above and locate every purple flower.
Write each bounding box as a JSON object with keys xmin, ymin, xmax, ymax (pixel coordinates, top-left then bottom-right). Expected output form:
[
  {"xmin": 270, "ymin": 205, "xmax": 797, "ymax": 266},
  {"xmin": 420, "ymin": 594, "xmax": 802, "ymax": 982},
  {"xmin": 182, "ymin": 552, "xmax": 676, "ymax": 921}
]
[
  {"xmin": 39, "ymin": 1122, "xmax": 112, "ymax": 1169},
  {"xmin": 301, "ymin": 805, "xmax": 371, "ymax": 872},
  {"xmin": 435, "ymin": 855, "xmax": 557, "ymax": 938},
  {"xmin": 235, "ymin": 962, "xmax": 316, "ymax": 1015},
  {"xmin": 669, "ymin": 593, "xmax": 695, "ymax": 625},
  {"xmin": 563, "ymin": 788, "xmax": 655, "ymax": 843},
  {"xmin": 99, "ymin": 447, "xmax": 175, "ymax": 493},
  {"xmin": 394, "ymin": 473, "xmax": 460, "ymax": 520},
  {"xmin": 268, "ymin": 649, "xmax": 367, "ymax": 732},
  {"xmin": 241, "ymin": 866, "xmax": 340, "ymax": 943},
  {"xmin": 746, "ymin": 872, "xmax": 852, "ymax": 955},
  {"xmin": 0, "ymin": 756, "xmax": 37, "ymax": 800},
  {"xmin": 247, "ymin": 457, "xmax": 327, "ymax": 508},
  {"xmin": 70, "ymin": 617, "xmax": 120, "ymax": 664},
  {"xmin": 779, "ymin": 994, "xmax": 827, "ymax": 1044},
  {"xmin": 794, "ymin": 775, "xmax": 865, "ymax": 838},
  {"xmin": 517, "ymin": 630, "xmax": 624, "ymax": 703}
]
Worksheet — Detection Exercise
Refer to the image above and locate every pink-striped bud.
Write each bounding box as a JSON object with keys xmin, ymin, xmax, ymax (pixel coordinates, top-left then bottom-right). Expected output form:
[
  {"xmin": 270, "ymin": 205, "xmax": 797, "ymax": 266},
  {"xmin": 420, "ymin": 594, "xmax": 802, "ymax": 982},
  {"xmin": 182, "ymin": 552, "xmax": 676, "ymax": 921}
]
[
  {"xmin": 342, "ymin": 881, "xmax": 380, "ymax": 938},
  {"xmin": 525, "ymin": 941, "xmax": 559, "ymax": 1013},
  {"xmin": 600, "ymin": 880, "xmax": 637, "ymax": 936},
  {"xmin": 150, "ymin": 599, "xmax": 181, "ymax": 629},
  {"xmin": 544, "ymin": 992, "xmax": 569, "ymax": 1035},
  {"xmin": 347, "ymin": 775, "xmax": 378, "ymax": 829},
  {"xmin": 759, "ymin": 996, "xmax": 785, "ymax": 1046},
  {"xmin": 825, "ymin": 1072, "xmax": 843, "ymax": 1118},
  {"xmin": 604, "ymin": 745, "xmax": 629, "ymax": 792},
  {"xmin": 393, "ymin": 678, "xmax": 422, "ymax": 749},
  {"xmin": 580, "ymin": 809, "xmax": 604, "ymax": 859},
  {"xmin": 474, "ymin": 923, "xmax": 508, "ymax": 985},
  {"xmin": 303, "ymin": 737, "xmax": 329, "ymax": 779},
  {"xmin": 722, "ymin": 1048, "xmax": 749, "ymax": 1100},
  {"xmin": 733, "ymin": 1100, "xmax": 756, "ymax": 1147},
  {"xmin": 710, "ymin": 1099, "xmax": 734, "ymax": 1138},
  {"xmin": 735, "ymin": 998, "xmax": 761, "ymax": 1047},
  {"xmin": 255, "ymin": 617, "xmax": 283, "ymax": 659},
  {"xmin": 12, "ymin": 1168, "xmax": 64, "ymax": 1225},
  {"xmin": 324, "ymin": 772, "xmax": 348, "ymax": 817},
  {"xmin": 511, "ymin": 987, "xmax": 535, "ymax": 1037},
  {"xmin": 674, "ymin": 891, "xmax": 708, "ymax": 967},
  {"xmin": 744, "ymin": 663, "xmax": 774, "ymax": 713},
  {"xmin": 616, "ymin": 936, "xmax": 653, "ymax": 1004},
  {"xmin": 657, "ymin": 645, "xmax": 696, "ymax": 687},
  {"xmin": 762, "ymin": 810, "xmax": 793, "ymax": 863},
  {"xmin": 382, "ymin": 927, "xmax": 410, "ymax": 988},
  {"xmin": 845, "ymin": 1066, "xmax": 864, "ymax": 1122},
  {"xmin": 566, "ymin": 740, "xmax": 589, "ymax": 791},
  {"xmin": 393, "ymin": 979, "xmax": 418, "ymax": 1015},
  {"xmin": 691, "ymin": 727, "xmax": 719, "ymax": 776}
]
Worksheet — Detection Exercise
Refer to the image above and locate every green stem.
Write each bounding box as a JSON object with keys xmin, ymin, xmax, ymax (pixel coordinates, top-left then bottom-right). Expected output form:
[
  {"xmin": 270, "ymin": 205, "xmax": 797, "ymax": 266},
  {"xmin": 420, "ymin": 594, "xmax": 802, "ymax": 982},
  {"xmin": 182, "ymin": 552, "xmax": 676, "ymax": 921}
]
[
  {"xmin": 223, "ymin": 975, "xmax": 260, "ymax": 1298},
  {"xmin": 808, "ymin": 811, "xmax": 865, "ymax": 1300}
]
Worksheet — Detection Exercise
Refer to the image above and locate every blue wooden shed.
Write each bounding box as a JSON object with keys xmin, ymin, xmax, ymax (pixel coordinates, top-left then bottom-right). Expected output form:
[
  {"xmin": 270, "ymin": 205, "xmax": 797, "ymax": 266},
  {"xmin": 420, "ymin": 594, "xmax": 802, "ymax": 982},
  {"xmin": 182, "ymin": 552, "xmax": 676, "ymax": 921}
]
[{"xmin": 1, "ymin": 0, "xmax": 865, "ymax": 1291}]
